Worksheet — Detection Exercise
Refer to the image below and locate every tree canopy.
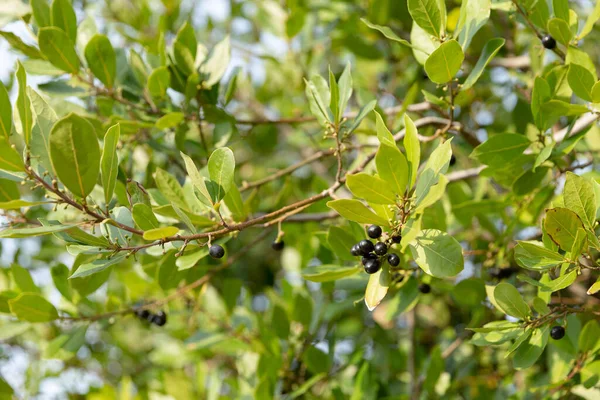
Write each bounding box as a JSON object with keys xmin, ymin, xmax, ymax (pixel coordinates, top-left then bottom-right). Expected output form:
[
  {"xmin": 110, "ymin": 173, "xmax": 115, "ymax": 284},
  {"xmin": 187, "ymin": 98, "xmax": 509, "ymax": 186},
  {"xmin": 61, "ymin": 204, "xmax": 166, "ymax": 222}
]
[{"xmin": 2, "ymin": 0, "xmax": 600, "ymax": 398}]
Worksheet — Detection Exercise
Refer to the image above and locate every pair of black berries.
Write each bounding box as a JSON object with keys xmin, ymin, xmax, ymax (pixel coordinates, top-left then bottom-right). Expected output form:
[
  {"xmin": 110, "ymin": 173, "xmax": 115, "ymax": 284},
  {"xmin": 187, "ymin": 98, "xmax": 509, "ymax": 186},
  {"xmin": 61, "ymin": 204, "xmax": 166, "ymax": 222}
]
[
  {"xmin": 209, "ymin": 240, "xmax": 284, "ymax": 260},
  {"xmin": 351, "ymin": 225, "xmax": 401, "ymax": 274},
  {"xmin": 550, "ymin": 325, "xmax": 565, "ymax": 340},
  {"xmin": 135, "ymin": 309, "xmax": 167, "ymax": 326}
]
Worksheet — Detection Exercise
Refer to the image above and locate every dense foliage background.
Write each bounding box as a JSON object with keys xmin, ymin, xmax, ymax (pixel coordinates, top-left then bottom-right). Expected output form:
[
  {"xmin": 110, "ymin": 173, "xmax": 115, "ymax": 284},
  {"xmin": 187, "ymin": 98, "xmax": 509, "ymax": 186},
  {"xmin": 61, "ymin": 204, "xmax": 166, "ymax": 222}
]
[{"xmin": 2, "ymin": 0, "xmax": 600, "ymax": 398}]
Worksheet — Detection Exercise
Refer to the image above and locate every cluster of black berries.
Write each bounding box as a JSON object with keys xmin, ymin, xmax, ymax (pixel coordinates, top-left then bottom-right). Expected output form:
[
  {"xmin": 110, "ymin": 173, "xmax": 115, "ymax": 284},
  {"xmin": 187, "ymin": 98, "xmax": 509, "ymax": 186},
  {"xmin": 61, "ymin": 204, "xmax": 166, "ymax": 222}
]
[
  {"xmin": 550, "ymin": 325, "xmax": 565, "ymax": 340},
  {"xmin": 350, "ymin": 225, "xmax": 401, "ymax": 274},
  {"xmin": 135, "ymin": 309, "xmax": 167, "ymax": 326}
]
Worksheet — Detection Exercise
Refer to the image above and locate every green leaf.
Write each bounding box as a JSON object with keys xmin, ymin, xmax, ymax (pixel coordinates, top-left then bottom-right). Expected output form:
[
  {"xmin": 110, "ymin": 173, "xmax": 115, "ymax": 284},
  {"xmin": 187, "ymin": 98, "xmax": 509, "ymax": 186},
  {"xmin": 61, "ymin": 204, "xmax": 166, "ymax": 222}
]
[
  {"xmin": 514, "ymin": 241, "xmax": 566, "ymax": 270},
  {"xmin": 424, "ymin": 40, "xmax": 464, "ymax": 84},
  {"xmin": 579, "ymin": 320, "xmax": 600, "ymax": 353},
  {"xmin": 0, "ymin": 178, "xmax": 19, "ymax": 202},
  {"xmin": 38, "ymin": 27, "xmax": 80, "ymax": 74},
  {"xmin": 16, "ymin": 61, "xmax": 32, "ymax": 146},
  {"xmin": 462, "ymin": 38, "xmax": 504, "ymax": 90},
  {"xmin": 51, "ymin": 0, "xmax": 77, "ymax": 42},
  {"xmin": 100, "ymin": 124, "xmax": 119, "ymax": 205},
  {"xmin": 0, "ymin": 81, "xmax": 11, "ymax": 141},
  {"xmin": 70, "ymin": 254, "xmax": 126, "ymax": 279},
  {"xmin": 51, "ymin": 263, "xmax": 72, "ymax": 301},
  {"xmin": 200, "ymin": 35, "xmax": 231, "ymax": 88},
  {"xmin": 542, "ymin": 270, "xmax": 578, "ymax": 293},
  {"xmin": 414, "ymin": 174, "xmax": 448, "ymax": 214},
  {"xmin": 153, "ymin": 168, "xmax": 190, "ymax": 211},
  {"xmin": 327, "ymin": 199, "xmax": 389, "ymax": 226},
  {"xmin": 180, "ymin": 152, "xmax": 212, "ymax": 206},
  {"xmin": 147, "ymin": 67, "xmax": 170, "ymax": 100},
  {"xmin": 409, "ymin": 229, "xmax": 464, "ymax": 278},
  {"xmin": 8, "ymin": 292, "xmax": 58, "ymax": 322},
  {"xmin": 143, "ymin": 226, "xmax": 179, "ymax": 241},
  {"xmin": 346, "ymin": 173, "xmax": 397, "ymax": 204},
  {"xmin": 156, "ymin": 112, "xmax": 185, "ymax": 129},
  {"xmin": 360, "ymin": 18, "xmax": 412, "ymax": 48},
  {"xmin": 304, "ymin": 77, "xmax": 332, "ymax": 126},
  {"xmin": 494, "ymin": 282, "xmax": 531, "ymax": 320},
  {"xmin": 347, "ymin": 100, "xmax": 377, "ymax": 134},
  {"xmin": 0, "ymin": 31, "xmax": 44, "ymax": 59},
  {"xmin": 0, "ymin": 137, "xmax": 24, "ymax": 172},
  {"xmin": 567, "ymin": 63, "xmax": 595, "ymax": 102},
  {"xmin": 223, "ymin": 184, "xmax": 246, "ymax": 222},
  {"xmin": 375, "ymin": 145, "xmax": 409, "ymax": 196},
  {"xmin": 327, "ymin": 226, "xmax": 358, "ymax": 261},
  {"xmin": 338, "ymin": 63, "xmax": 353, "ymax": 123},
  {"xmin": 547, "ymin": 18, "xmax": 572, "ymax": 46},
  {"xmin": 456, "ymin": 0, "xmax": 491, "ymax": 50},
  {"xmin": 31, "ymin": 0, "xmax": 51, "ymax": 28},
  {"xmin": 404, "ymin": 114, "xmax": 420, "ymax": 188},
  {"xmin": 513, "ymin": 327, "xmax": 549, "ymax": 369},
  {"xmin": 470, "ymin": 134, "xmax": 530, "ymax": 168},
  {"xmin": 564, "ymin": 172, "xmax": 596, "ymax": 229},
  {"xmin": 132, "ymin": 203, "xmax": 159, "ymax": 231},
  {"xmin": 544, "ymin": 207, "xmax": 585, "ymax": 251},
  {"xmin": 301, "ymin": 264, "xmax": 361, "ymax": 282},
  {"xmin": 0, "ymin": 222, "xmax": 80, "ymax": 238},
  {"xmin": 174, "ymin": 21, "xmax": 197, "ymax": 59},
  {"xmin": 207, "ymin": 147, "xmax": 235, "ymax": 203},
  {"xmin": 29, "ymin": 87, "xmax": 58, "ymax": 173},
  {"xmin": 365, "ymin": 265, "xmax": 390, "ymax": 311},
  {"xmin": 408, "ymin": 0, "xmax": 443, "ymax": 38},
  {"xmin": 11, "ymin": 264, "xmax": 39, "ymax": 293},
  {"xmin": 579, "ymin": 0, "xmax": 600, "ymax": 39},
  {"xmin": 84, "ymin": 34, "xmax": 116, "ymax": 88},
  {"xmin": 532, "ymin": 77, "xmax": 551, "ymax": 129},
  {"xmin": 414, "ymin": 139, "xmax": 452, "ymax": 207},
  {"xmin": 50, "ymin": 113, "xmax": 100, "ymax": 198},
  {"xmin": 329, "ymin": 68, "xmax": 339, "ymax": 124},
  {"xmin": 588, "ymin": 279, "xmax": 600, "ymax": 295}
]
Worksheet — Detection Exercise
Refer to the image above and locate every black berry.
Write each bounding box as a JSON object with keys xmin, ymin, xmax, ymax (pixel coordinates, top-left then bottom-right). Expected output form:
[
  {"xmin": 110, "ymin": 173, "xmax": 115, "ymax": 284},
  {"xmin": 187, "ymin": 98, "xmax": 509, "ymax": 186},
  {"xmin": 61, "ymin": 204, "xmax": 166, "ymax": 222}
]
[
  {"xmin": 364, "ymin": 258, "xmax": 381, "ymax": 274},
  {"xmin": 209, "ymin": 244, "xmax": 225, "ymax": 259},
  {"xmin": 351, "ymin": 244, "xmax": 361, "ymax": 256},
  {"xmin": 367, "ymin": 225, "xmax": 382, "ymax": 239},
  {"xmin": 541, "ymin": 34, "xmax": 556, "ymax": 49},
  {"xmin": 550, "ymin": 326, "xmax": 565, "ymax": 340},
  {"xmin": 391, "ymin": 234, "xmax": 401, "ymax": 244},
  {"xmin": 152, "ymin": 311, "xmax": 167, "ymax": 326},
  {"xmin": 272, "ymin": 240, "xmax": 285, "ymax": 251},
  {"xmin": 449, "ymin": 154, "xmax": 456, "ymax": 166},
  {"xmin": 387, "ymin": 253, "xmax": 400, "ymax": 267},
  {"xmin": 358, "ymin": 239, "xmax": 375, "ymax": 254},
  {"xmin": 419, "ymin": 283, "xmax": 431, "ymax": 294},
  {"xmin": 361, "ymin": 253, "xmax": 377, "ymax": 265},
  {"xmin": 374, "ymin": 242, "xmax": 388, "ymax": 256},
  {"xmin": 135, "ymin": 309, "xmax": 150, "ymax": 320}
]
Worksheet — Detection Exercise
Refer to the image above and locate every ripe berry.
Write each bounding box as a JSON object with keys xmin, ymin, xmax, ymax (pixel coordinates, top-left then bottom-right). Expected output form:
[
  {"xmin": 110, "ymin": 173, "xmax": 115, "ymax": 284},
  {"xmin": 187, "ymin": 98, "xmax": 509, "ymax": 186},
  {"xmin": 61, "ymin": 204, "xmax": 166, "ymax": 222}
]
[
  {"xmin": 135, "ymin": 309, "xmax": 150, "ymax": 320},
  {"xmin": 391, "ymin": 234, "xmax": 402, "ymax": 244},
  {"xmin": 209, "ymin": 244, "xmax": 225, "ymax": 259},
  {"xmin": 374, "ymin": 242, "xmax": 388, "ymax": 256},
  {"xmin": 541, "ymin": 34, "xmax": 556, "ymax": 49},
  {"xmin": 550, "ymin": 326, "xmax": 565, "ymax": 340},
  {"xmin": 387, "ymin": 253, "xmax": 400, "ymax": 267},
  {"xmin": 351, "ymin": 244, "xmax": 362, "ymax": 256},
  {"xmin": 152, "ymin": 311, "xmax": 167, "ymax": 326},
  {"xmin": 358, "ymin": 239, "xmax": 375, "ymax": 254},
  {"xmin": 449, "ymin": 155, "xmax": 457, "ymax": 166},
  {"xmin": 272, "ymin": 240, "xmax": 285, "ymax": 251},
  {"xmin": 419, "ymin": 283, "xmax": 431, "ymax": 294},
  {"xmin": 367, "ymin": 225, "xmax": 382, "ymax": 239},
  {"xmin": 364, "ymin": 258, "xmax": 381, "ymax": 274},
  {"xmin": 361, "ymin": 253, "xmax": 377, "ymax": 265}
]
